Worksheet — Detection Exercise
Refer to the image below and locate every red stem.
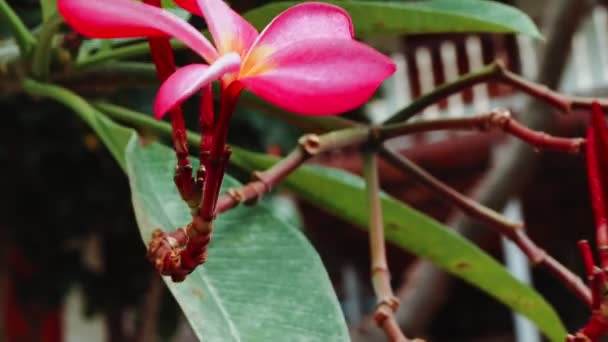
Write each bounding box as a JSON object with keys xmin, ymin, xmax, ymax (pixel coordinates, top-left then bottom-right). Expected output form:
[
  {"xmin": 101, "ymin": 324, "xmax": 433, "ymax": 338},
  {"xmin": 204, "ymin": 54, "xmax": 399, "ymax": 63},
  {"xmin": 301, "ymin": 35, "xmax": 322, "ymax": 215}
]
[
  {"xmin": 578, "ymin": 240, "xmax": 596, "ymax": 283},
  {"xmin": 586, "ymin": 124, "xmax": 608, "ymax": 270},
  {"xmin": 143, "ymin": 0, "xmax": 189, "ymax": 165},
  {"xmin": 200, "ymin": 84, "xmax": 214, "ymax": 153},
  {"xmin": 199, "ymin": 81, "xmax": 244, "ymax": 220}
]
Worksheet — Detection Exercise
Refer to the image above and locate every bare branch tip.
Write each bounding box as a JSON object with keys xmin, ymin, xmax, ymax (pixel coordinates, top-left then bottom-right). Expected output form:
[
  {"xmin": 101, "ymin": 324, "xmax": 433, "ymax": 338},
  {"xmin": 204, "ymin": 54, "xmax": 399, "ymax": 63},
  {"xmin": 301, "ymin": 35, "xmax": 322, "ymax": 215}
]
[{"xmin": 298, "ymin": 134, "xmax": 321, "ymax": 156}]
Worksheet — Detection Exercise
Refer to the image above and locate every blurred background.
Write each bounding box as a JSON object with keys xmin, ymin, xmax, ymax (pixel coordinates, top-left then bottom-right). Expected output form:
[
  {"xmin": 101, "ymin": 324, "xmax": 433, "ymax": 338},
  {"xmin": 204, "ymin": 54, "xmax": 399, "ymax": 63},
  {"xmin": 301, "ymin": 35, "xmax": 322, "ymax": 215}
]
[{"xmin": 0, "ymin": 0, "xmax": 605, "ymax": 341}]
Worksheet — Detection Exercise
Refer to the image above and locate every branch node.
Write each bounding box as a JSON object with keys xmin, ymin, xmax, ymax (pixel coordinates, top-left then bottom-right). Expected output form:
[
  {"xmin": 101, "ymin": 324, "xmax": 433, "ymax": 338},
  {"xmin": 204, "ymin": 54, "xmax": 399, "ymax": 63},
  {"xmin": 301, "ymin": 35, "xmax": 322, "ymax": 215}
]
[
  {"xmin": 252, "ymin": 171, "xmax": 272, "ymax": 193},
  {"xmin": 226, "ymin": 188, "xmax": 244, "ymax": 203},
  {"xmin": 486, "ymin": 108, "xmax": 512, "ymax": 130},
  {"xmin": 494, "ymin": 59, "xmax": 508, "ymax": 75},
  {"xmin": 298, "ymin": 134, "xmax": 321, "ymax": 156},
  {"xmin": 188, "ymin": 216, "xmax": 212, "ymax": 237},
  {"xmin": 373, "ymin": 296, "xmax": 400, "ymax": 325}
]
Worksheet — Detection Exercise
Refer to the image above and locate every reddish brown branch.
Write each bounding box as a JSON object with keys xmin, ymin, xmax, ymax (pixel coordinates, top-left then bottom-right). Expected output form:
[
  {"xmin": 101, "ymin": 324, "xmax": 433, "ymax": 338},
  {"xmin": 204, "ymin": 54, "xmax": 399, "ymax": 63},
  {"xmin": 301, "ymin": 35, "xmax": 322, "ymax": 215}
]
[
  {"xmin": 385, "ymin": 59, "xmax": 608, "ymax": 125},
  {"xmin": 146, "ymin": 134, "xmax": 320, "ymax": 281},
  {"xmin": 498, "ymin": 64, "xmax": 608, "ymax": 114},
  {"xmin": 378, "ymin": 147, "xmax": 592, "ymax": 306},
  {"xmin": 363, "ymin": 152, "xmax": 417, "ymax": 342},
  {"xmin": 380, "ymin": 108, "xmax": 585, "ymax": 154}
]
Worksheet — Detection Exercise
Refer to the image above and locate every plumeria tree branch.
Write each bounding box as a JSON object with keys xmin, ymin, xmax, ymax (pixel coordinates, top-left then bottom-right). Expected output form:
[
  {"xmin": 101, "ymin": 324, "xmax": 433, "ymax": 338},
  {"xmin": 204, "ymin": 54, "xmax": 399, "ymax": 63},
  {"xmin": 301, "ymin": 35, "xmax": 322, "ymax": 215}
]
[
  {"xmin": 362, "ymin": 151, "xmax": 412, "ymax": 342},
  {"xmin": 384, "ymin": 60, "xmax": 608, "ymax": 124},
  {"xmin": 378, "ymin": 148, "xmax": 592, "ymax": 306},
  {"xmin": 379, "ymin": 108, "xmax": 585, "ymax": 154}
]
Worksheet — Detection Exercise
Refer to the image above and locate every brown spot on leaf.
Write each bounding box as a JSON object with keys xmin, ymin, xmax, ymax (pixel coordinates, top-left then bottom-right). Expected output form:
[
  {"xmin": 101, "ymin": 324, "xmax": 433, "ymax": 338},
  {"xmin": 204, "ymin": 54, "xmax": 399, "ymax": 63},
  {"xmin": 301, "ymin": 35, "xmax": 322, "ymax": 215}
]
[
  {"xmin": 455, "ymin": 262, "xmax": 471, "ymax": 270},
  {"xmin": 387, "ymin": 222, "xmax": 400, "ymax": 231},
  {"xmin": 191, "ymin": 288, "xmax": 204, "ymax": 300}
]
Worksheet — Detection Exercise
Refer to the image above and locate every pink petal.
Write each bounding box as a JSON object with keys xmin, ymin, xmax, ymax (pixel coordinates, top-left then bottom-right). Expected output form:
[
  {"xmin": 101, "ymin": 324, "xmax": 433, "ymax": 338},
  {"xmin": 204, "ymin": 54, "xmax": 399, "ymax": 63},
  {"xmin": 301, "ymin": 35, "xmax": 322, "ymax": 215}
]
[
  {"xmin": 154, "ymin": 53, "xmax": 242, "ymax": 119},
  {"xmin": 173, "ymin": 0, "xmax": 203, "ymax": 16},
  {"xmin": 244, "ymin": 2, "xmax": 353, "ymax": 65},
  {"xmin": 58, "ymin": 0, "xmax": 218, "ymax": 62},
  {"xmin": 239, "ymin": 39, "xmax": 396, "ymax": 115},
  {"xmin": 194, "ymin": 0, "xmax": 258, "ymax": 57}
]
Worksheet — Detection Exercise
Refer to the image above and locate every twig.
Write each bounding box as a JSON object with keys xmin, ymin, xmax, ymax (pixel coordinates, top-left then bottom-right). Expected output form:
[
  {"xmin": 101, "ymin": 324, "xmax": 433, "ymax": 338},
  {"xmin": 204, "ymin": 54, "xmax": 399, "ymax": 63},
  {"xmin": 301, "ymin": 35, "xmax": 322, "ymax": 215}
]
[
  {"xmin": 380, "ymin": 108, "xmax": 585, "ymax": 154},
  {"xmin": 362, "ymin": 151, "xmax": 411, "ymax": 342},
  {"xmin": 384, "ymin": 58, "xmax": 608, "ymax": 124},
  {"xmin": 378, "ymin": 147, "xmax": 592, "ymax": 306}
]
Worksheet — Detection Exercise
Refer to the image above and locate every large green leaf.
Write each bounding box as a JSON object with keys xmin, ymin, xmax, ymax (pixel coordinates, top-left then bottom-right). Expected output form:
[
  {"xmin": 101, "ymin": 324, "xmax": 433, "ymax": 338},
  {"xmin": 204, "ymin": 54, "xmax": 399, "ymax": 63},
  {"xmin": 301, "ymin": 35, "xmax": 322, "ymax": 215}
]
[
  {"xmin": 125, "ymin": 138, "xmax": 349, "ymax": 341},
  {"xmin": 23, "ymin": 81, "xmax": 348, "ymax": 341},
  {"xmin": 229, "ymin": 149, "xmax": 567, "ymax": 342},
  {"xmin": 243, "ymin": 0, "xmax": 542, "ymax": 39}
]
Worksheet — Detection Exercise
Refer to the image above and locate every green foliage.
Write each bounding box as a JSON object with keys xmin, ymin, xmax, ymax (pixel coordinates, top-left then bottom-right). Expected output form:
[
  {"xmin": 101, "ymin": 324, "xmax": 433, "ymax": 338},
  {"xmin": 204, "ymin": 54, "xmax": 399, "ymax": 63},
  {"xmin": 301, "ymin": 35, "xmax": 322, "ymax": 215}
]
[
  {"xmin": 126, "ymin": 139, "xmax": 348, "ymax": 341},
  {"xmin": 244, "ymin": 0, "xmax": 542, "ymax": 39},
  {"xmin": 230, "ymin": 149, "xmax": 568, "ymax": 342},
  {"xmin": 24, "ymin": 80, "xmax": 349, "ymax": 341}
]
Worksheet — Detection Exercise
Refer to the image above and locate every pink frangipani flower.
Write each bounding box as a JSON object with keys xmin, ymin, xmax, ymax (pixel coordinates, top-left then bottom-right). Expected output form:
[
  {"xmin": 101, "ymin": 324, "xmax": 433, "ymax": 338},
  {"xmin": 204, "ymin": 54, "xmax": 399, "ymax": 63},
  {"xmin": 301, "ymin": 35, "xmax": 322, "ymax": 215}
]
[{"xmin": 58, "ymin": 0, "xmax": 396, "ymax": 117}]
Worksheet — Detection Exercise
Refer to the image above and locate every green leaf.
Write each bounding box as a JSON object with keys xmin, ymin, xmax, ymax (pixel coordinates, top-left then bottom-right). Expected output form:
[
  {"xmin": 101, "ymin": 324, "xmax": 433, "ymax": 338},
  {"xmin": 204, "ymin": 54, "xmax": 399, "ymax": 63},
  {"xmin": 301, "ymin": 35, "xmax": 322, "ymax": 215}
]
[
  {"xmin": 229, "ymin": 149, "xmax": 567, "ymax": 342},
  {"xmin": 40, "ymin": 0, "xmax": 57, "ymax": 21},
  {"xmin": 243, "ymin": 0, "xmax": 542, "ymax": 39},
  {"xmin": 125, "ymin": 138, "xmax": 349, "ymax": 341},
  {"xmin": 24, "ymin": 81, "xmax": 349, "ymax": 341}
]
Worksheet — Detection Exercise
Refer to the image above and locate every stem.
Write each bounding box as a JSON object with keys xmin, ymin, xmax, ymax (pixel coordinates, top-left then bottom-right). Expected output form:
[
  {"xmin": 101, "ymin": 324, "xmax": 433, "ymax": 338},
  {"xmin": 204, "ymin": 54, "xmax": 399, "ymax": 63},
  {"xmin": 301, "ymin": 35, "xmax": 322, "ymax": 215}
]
[
  {"xmin": 362, "ymin": 151, "xmax": 409, "ymax": 342},
  {"xmin": 383, "ymin": 60, "xmax": 608, "ymax": 125},
  {"xmin": 76, "ymin": 40, "xmax": 184, "ymax": 68},
  {"xmin": 144, "ymin": 0, "xmax": 189, "ymax": 164},
  {"xmin": 378, "ymin": 147, "xmax": 592, "ymax": 306},
  {"xmin": 199, "ymin": 82, "xmax": 243, "ymax": 221},
  {"xmin": 31, "ymin": 13, "xmax": 63, "ymax": 80},
  {"xmin": 216, "ymin": 141, "xmax": 311, "ymax": 213},
  {"xmin": 0, "ymin": 0, "xmax": 36, "ymax": 57},
  {"xmin": 384, "ymin": 63, "xmax": 501, "ymax": 124},
  {"xmin": 93, "ymin": 101, "xmax": 172, "ymax": 135},
  {"xmin": 585, "ymin": 121, "xmax": 608, "ymax": 270},
  {"xmin": 380, "ymin": 109, "xmax": 585, "ymax": 154},
  {"xmin": 200, "ymin": 84, "xmax": 214, "ymax": 152}
]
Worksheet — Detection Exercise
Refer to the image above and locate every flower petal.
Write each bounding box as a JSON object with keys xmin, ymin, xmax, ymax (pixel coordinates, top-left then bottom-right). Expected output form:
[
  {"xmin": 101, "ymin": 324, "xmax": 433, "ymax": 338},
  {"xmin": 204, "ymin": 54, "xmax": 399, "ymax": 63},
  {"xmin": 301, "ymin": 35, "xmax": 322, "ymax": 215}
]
[
  {"xmin": 58, "ymin": 0, "xmax": 218, "ymax": 62},
  {"xmin": 240, "ymin": 39, "xmax": 395, "ymax": 115},
  {"xmin": 154, "ymin": 52, "xmax": 242, "ymax": 118},
  {"xmin": 242, "ymin": 2, "xmax": 354, "ymax": 75},
  {"xmin": 193, "ymin": 0, "xmax": 258, "ymax": 57},
  {"xmin": 173, "ymin": 0, "xmax": 203, "ymax": 16}
]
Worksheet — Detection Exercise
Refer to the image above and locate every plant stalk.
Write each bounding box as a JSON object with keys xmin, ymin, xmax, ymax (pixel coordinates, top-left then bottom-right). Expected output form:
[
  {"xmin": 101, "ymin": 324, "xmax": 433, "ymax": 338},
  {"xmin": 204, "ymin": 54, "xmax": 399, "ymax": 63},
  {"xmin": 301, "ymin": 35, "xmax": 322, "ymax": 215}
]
[{"xmin": 0, "ymin": 0, "xmax": 36, "ymax": 57}]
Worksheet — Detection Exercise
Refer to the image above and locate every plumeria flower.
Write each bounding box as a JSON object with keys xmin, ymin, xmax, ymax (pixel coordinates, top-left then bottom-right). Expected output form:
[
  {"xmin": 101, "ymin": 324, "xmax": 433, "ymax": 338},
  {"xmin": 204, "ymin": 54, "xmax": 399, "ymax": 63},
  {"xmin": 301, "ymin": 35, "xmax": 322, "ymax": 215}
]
[{"xmin": 58, "ymin": 0, "xmax": 396, "ymax": 117}]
